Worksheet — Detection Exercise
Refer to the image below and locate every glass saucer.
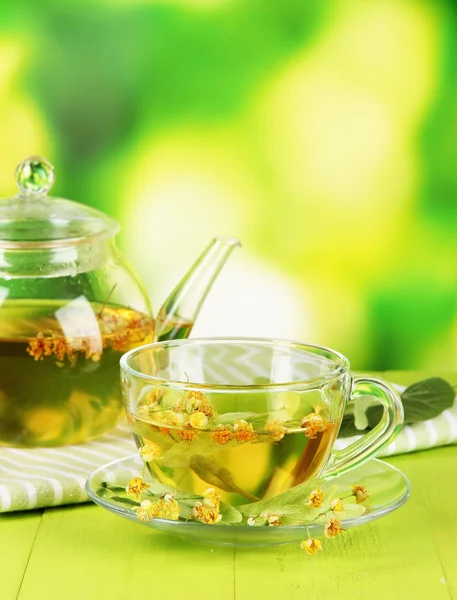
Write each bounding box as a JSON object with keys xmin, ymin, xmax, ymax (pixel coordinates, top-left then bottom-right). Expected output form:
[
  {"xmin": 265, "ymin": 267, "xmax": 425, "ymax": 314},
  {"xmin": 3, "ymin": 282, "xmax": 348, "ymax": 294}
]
[{"xmin": 86, "ymin": 455, "xmax": 410, "ymax": 547}]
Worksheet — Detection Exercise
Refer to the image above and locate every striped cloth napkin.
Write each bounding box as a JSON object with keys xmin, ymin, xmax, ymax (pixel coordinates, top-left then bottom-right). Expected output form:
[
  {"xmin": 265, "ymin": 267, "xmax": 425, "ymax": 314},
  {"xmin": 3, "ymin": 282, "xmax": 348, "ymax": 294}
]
[
  {"xmin": 1, "ymin": 388, "xmax": 456, "ymax": 514},
  {"xmin": 0, "ymin": 423, "xmax": 136, "ymax": 513},
  {"xmin": 333, "ymin": 385, "xmax": 457, "ymax": 456}
]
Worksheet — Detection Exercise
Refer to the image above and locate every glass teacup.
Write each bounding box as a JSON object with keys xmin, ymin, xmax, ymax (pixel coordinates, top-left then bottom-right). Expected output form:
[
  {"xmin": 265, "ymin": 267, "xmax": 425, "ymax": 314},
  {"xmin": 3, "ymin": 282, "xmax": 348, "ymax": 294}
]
[{"xmin": 120, "ymin": 338, "xmax": 403, "ymax": 505}]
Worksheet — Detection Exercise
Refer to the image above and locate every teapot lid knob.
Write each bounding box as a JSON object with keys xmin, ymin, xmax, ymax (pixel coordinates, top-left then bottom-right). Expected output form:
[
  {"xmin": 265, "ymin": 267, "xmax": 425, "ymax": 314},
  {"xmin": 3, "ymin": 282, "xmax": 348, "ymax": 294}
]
[{"xmin": 15, "ymin": 156, "xmax": 55, "ymax": 195}]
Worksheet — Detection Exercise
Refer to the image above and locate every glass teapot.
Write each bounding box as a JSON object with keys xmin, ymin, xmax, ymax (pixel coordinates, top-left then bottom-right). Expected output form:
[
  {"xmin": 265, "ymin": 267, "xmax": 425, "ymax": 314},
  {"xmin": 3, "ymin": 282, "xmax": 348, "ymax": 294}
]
[{"xmin": 0, "ymin": 156, "xmax": 239, "ymax": 448}]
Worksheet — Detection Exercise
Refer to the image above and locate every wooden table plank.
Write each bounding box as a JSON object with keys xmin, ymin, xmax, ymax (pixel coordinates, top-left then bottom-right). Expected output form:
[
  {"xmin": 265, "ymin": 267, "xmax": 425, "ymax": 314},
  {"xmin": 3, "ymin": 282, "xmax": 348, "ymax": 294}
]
[
  {"xmin": 0, "ymin": 510, "xmax": 43, "ymax": 600},
  {"xmin": 16, "ymin": 505, "xmax": 234, "ymax": 600},
  {"xmin": 389, "ymin": 447, "xmax": 457, "ymax": 599},
  {"xmin": 234, "ymin": 448, "xmax": 455, "ymax": 600}
]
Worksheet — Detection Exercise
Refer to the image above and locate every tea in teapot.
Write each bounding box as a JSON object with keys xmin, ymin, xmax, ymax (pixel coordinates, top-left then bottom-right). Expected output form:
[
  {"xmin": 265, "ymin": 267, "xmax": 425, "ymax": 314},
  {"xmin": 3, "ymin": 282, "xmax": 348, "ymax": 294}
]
[{"xmin": 0, "ymin": 157, "xmax": 238, "ymax": 447}]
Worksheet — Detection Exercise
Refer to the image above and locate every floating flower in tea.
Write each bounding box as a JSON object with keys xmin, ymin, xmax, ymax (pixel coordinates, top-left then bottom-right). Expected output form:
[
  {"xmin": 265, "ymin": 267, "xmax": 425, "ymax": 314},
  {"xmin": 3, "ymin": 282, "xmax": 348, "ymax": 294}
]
[
  {"xmin": 211, "ymin": 424, "xmax": 234, "ymax": 445},
  {"xmin": 139, "ymin": 443, "xmax": 162, "ymax": 462},
  {"xmin": 233, "ymin": 419, "xmax": 256, "ymax": 442},
  {"xmin": 178, "ymin": 424, "xmax": 200, "ymax": 444},
  {"xmin": 189, "ymin": 411, "xmax": 209, "ymax": 429},
  {"xmin": 300, "ymin": 413, "xmax": 329, "ymax": 439},
  {"xmin": 265, "ymin": 419, "xmax": 286, "ymax": 441}
]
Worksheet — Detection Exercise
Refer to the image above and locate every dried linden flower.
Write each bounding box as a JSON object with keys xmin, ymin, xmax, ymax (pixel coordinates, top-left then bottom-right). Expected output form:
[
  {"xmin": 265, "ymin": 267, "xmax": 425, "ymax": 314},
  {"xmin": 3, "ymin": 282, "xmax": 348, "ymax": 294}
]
[
  {"xmin": 192, "ymin": 502, "xmax": 222, "ymax": 524},
  {"xmin": 158, "ymin": 410, "xmax": 181, "ymax": 435},
  {"xmin": 262, "ymin": 512, "xmax": 281, "ymax": 527},
  {"xmin": 324, "ymin": 518, "xmax": 343, "ymax": 538},
  {"xmin": 137, "ymin": 405, "xmax": 151, "ymax": 419},
  {"xmin": 330, "ymin": 498, "xmax": 344, "ymax": 514},
  {"xmin": 301, "ymin": 538, "xmax": 322, "ymax": 556},
  {"xmin": 143, "ymin": 388, "xmax": 163, "ymax": 408},
  {"xmin": 27, "ymin": 332, "xmax": 104, "ymax": 365},
  {"xmin": 195, "ymin": 396, "xmax": 216, "ymax": 419},
  {"xmin": 265, "ymin": 419, "xmax": 286, "ymax": 441},
  {"xmin": 139, "ymin": 443, "xmax": 162, "ymax": 462},
  {"xmin": 177, "ymin": 390, "xmax": 216, "ymax": 418},
  {"xmin": 27, "ymin": 334, "xmax": 50, "ymax": 361},
  {"xmin": 136, "ymin": 499, "xmax": 155, "ymax": 523},
  {"xmin": 153, "ymin": 498, "xmax": 180, "ymax": 521},
  {"xmin": 126, "ymin": 477, "xmax": 150, "ymax": 500},
  {"xmin": 307, "ymin": 489, "xmax": 324, "ymax": 509},
  {"xmin": 108, "ymin": 313, "xmax": 151, "ymax": 352},
  {"xmin": 162, "ymin": 410, "xmax": 180, "ymax": 426},
  {"xmin": 330, "ymin": 498, "xmax": 344, "ymax": 513},
  {"xmin": 233, "ymin": 419, "xmax": 256, "ymax": 443},
  {"xmin": 300, "ymin": 413, "xmax": 329, "ymax": 439},
  {"xmin": 189, "ymin": 411, "xmax": 209, "ymax": 429},
  {"xmin": 203, "ymin": 488, "xmax": 221, "ymax": 511},
  {"xmin": 351, "ymin": 484, "xmax": 370, "ymax": 504},
  {"xmin": 179, "ymin": 390, "xmax": 205, "ymax": 412},
  {"xmin": 177, "ymin": 424, "xmax": 200, "ymax": 444},
  {"xmin": 137, "ymin": 389, "xmax": 163, "ymax": 417},
  {"xmin": 211, "ymin": 424, "xmax": 234, "ymax": 446}
]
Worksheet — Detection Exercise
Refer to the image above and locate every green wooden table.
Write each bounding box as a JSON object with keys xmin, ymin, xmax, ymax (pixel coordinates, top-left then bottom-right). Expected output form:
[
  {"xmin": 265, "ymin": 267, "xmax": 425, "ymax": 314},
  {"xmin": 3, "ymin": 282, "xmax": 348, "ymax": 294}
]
[{"xmin": 1, "ymin": 372, "xmax": 456, "ymax": 600}]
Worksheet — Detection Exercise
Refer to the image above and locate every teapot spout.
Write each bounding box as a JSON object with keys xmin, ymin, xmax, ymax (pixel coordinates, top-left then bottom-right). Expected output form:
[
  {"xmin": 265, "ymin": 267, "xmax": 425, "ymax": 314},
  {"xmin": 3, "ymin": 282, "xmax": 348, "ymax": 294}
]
[{"xmin": 154, "ymin": 236, "xmax": 240, "ymax": 342}]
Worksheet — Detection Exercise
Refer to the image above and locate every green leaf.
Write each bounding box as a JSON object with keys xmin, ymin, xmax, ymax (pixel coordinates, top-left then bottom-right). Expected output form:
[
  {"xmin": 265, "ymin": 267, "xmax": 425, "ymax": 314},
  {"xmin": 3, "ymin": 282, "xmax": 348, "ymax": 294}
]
[
  {"xmin": 219, "ymin": 501, "xmax": 242, "ymax": 524},
  {"xmin": 110, "ymin": 496, "xmax": 140, "ymax": 507},
  {"xmin": 146, "ymin": 481, "xmax": 201, "ymax": 502},
  {"xmin": 367, "ymin": 377, "xmax": 455, "ymax": 427},
  {"xmin": 89, "ymin": 399, "xmax": 103, "ymax": 413},
  {"xmin": 160, "ymin": 438, "xmax": 222, "ymax": 468},
  {"xmin": 238, "ymin": 478, "xmax": 323, "ymax": 517},
  {"xmin": 213, "ymin": 412, "xmax": 257, "ymax": 425},
  {"xmin": 213, "ymin": 411, "xmax": 274, "ymax": 428},
  {"xmin": 339, "ymin": 377, "xmax": 455, "ymax": 435},
  {"xmin": 401, "ymin": 377, "xmax": 455, "ymax": 423},
  {"xmin": 100, "ymin": 482, "xmax": 127, "ymax": 493},
  {"xmin": 96, "ymin": 487, "xmax": 110, "ymax": 498},
  {"xmin": 314, "ymin": 503, "xmax": 366, "ymax": 524},
  {"xmin": 189, "ymin": 455, "xmax": 259, "ymax": 502}
]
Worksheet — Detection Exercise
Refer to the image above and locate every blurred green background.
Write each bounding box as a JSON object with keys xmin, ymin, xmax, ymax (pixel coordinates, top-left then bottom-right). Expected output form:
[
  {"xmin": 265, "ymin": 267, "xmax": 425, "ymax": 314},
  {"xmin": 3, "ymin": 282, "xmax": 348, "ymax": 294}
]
[{"xmin": 0, "ymin": 0, "xmax": 456, "ymax": 371}]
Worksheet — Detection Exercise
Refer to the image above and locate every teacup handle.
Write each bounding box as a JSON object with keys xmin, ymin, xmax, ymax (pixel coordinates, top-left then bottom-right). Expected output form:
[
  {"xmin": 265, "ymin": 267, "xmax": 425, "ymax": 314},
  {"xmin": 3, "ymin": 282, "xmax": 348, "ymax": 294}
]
[{"xmin": 320, "ymin": 376, "xmax": 404, "ymax": 479}]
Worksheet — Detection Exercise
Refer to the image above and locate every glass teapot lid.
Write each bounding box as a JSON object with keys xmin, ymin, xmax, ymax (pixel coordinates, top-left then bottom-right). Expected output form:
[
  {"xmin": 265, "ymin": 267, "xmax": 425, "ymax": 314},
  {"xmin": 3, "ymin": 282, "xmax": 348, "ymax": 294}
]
[{"xmin": 0, "ymin": 156, "xmax": 119, "ymax": 248}]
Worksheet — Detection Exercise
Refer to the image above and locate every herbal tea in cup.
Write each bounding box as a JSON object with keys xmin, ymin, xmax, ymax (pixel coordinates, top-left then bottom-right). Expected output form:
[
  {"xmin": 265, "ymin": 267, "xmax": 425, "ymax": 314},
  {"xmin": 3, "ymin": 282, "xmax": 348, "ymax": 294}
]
[{"xmin": 121, "ymin": 339, "xmax": 404, "ymax": 506}]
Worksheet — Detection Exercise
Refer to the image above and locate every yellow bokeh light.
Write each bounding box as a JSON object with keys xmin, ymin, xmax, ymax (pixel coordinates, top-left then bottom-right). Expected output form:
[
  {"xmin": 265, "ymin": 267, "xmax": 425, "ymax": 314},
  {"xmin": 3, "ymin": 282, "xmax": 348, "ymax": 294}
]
[
  {"xmin": 0, "ymin": 38, "xmax": 51, "ymax": 195},
  {"xmin": 100, "ymin": 0, "xmax": 234, "ymax": 8},
  {"xmin": 253, "ymin": 0, "xmax": 439, "ymax": 279},
  {"xmin": 119, "ymin": 124, "xmax": 263, "ymax": 299}
]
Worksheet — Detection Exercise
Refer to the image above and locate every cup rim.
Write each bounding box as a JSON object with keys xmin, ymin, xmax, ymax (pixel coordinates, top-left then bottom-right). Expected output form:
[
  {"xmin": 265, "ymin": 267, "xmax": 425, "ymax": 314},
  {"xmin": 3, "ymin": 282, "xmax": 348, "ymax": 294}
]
[{"xmin": 120, "ymin": 337, "xmax": 350, "ymax": 392}]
